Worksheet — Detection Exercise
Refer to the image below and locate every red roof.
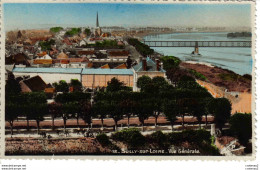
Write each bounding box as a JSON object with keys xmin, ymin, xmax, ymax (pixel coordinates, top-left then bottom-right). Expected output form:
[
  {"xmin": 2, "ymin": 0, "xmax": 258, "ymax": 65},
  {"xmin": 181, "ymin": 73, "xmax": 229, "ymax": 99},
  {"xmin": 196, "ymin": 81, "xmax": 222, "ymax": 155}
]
[{"xmin": 63, "ymin": 38, "xmax": 72, "ymax": 45}]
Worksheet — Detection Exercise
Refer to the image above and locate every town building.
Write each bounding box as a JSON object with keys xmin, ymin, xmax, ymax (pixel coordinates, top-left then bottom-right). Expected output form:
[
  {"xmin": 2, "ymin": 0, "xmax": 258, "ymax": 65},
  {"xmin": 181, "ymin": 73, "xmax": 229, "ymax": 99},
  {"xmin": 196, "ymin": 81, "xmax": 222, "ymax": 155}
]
[
  {"xmin": 13, "ymin": 67, "xmax": 82, "ymax": 84},
  {"xmin": 81, "ymin": 68, "xmax": 133, "ymax": 89},
  {"xmin": 19, "ymin": 75, "xmax": 47, "ymax": 92},
  {"xmin": 132, "ymin": 57, "xmax": 166, "ymax": 91}
]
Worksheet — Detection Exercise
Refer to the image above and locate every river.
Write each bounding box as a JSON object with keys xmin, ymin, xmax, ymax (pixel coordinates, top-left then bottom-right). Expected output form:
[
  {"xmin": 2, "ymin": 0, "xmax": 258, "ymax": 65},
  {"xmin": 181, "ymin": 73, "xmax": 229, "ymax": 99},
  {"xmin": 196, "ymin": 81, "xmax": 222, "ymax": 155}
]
[{"xmin": 144, "ymin": 32, "xmax": 252, "ymax": 75}]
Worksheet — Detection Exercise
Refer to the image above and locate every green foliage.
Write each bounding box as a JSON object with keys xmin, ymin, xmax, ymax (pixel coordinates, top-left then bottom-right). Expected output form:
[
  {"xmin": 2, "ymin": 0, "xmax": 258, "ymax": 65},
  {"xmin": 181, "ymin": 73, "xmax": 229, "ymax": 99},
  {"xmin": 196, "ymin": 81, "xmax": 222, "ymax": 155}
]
[
  {"xmin": 218, "ymin": 73, "xmax": 238, "ymax": 81},
  {"xmin": 162, "ymin": 100, "xmax": 179, "ymax": 128},
  {"xmin": 160, "ymin": 56, "xmax": 181, "ymax": 71},
  {"xmin": 167, "ymin": 130, "xmax": 211, "ymax": 145},
  {"xmin": 53, "ymin": 80, "xmax": 69, "ymax": 93},
  {"xmin": 62, "ymin": 101, "xmax": 80, "ymax": 117},
  {"xmin": 147, "ymin": 131, "xmax": 168, "ymax": 148},
  {"xmin": 65, "ymin": 28, "xmax": 81, "ymax": 36},
  {"xmin": 137, "ymin": 75, "xmax": 152, "ymax": 91},
  {"xmin": 189, "ymin": 69, "xmax": 207, "ymax": 81},
  {"xmin": 96, "ymin": 133, "xmax": 111, "ymax": 147},
  {"xmin": 84, "ymin": 28, "xmax": 91, "ymax": 36},
  {"xmin": 70, "ymin": 79, "xmax": 82, "ymax": 92},
  {"xmin": 152, "ymin": 76, "xmax": 168, "ymax": 89},
  {"xmin": 177, "ymin": 75, "xmax": 199, "ymax": 89},
  {"xmin": 229, "ymin": 113, "xmax": 252, "ymax": 145},
  {"xmin": 55, "ymin": 92, "xmax": 90, "ymax": 103},
  {"xmin": 242, "ymin": 74, "xmax": 252, "ymax": 81},
  {"xmin": 88, "ymin": 40, "xmax": 121, "ymax": 48},
  {"xmin": 5, "ymin": 73, "xmax": 21, "ymax": 95},
  {"xmin": 111, "ymin": 128, "xmax": 146, "ymax": 148},
  {"xmin": 107, "ymin": 77, "xmax": 130, "ymax": 92},
  {"xmin": 50, "ymin": 27, "xmax": 63, "ymax": 33},
  {"xmin": 127, "ymin": 38, "xmax": 154, "ymax": 56},
  {"xmin": 29, "ymin": 103, "xmax": 47, "ymax": 121},
  {"xmin": 5, "ymin": 103, "xmax": 20, "ymax": 122},
  {"xmin": 39, "ymin": 39, "xmax": 55, "ymax": 50},
  {"xmin": 207, "ymin": 98, "xmax": 232, "ymax": 131}
]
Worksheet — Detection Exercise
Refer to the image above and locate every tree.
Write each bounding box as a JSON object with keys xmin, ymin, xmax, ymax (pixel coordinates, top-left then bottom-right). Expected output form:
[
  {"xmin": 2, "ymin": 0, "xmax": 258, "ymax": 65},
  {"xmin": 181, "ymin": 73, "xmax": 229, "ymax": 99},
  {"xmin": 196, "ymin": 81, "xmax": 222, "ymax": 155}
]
[
  {"xmin": 55, "ymin": 92, "xmax": 91, "ymax": 103},
  {"xmin": 106, "ymin": 77, "xmax": 127, "ymax": 92},
  {"xmin": 6, "ymin": 103, "xmax": 20, "ymax": 135},
  {"xmin": 50, "ymin": 27, "xmax": 63, "ymax": 33},
  {"xmin": 70, "ymin": 79, "xmax": 82, "ymax": 92},
  {"xmin": 133, "ymin": 94, "xmax": 153, "ymax": 132},
  {"xmin": 93, "ymin": 100, "xmax": 108, "ymax": 130},
  {"xmin": 152, "ymin": 76, "xmax": 168, "ymax": 89},
  {"xmin": 109, "ymin": 101, "xmax": 123, "ymax": 131},
  {"xmin": 48, "ymin": 102, "xmax": 61, "ymax": 130},
  {"xmin": 160, "ymin": 56, "xmax": 181, "ymax": 71},
  {"xmin": 39, "ymin": 39, "xmax": 55, "ymax": 50},
  {"xmin": 5, "ymin": 72, "xmax": 21, "ymax": 95},
  {"xmin": 61, "ymin": 102, "xmax": 78, "ymax": 132},
  {"xmin": 204, "ymin": 97, "xmax": 214, "ymax": 127},
  {"xmin": 84, "ymin": 28, "xmax": 91, "ymax": 36},
  {"xmin": 177, "ymin": 75, "xmax": 199, "ymax": 89},
  {"xmin": 53, "ymin": 80, "xmax": 69, "ymax": 93},
  {"xmin": 149, "ymin": 96, "xmax": 162, "ymax": 128},
  {"xmin": 80, "ymin": 101, "xmax": 92, "ymax": 129},
  {"xmin": 137, "ymin": 75, "xmax": 152, "ymax": 91},
  {"xmin": 21, "ymin": 92, "xmax": 47, "ymax": 131},
  {"xmin": 229, "ymin": 113, "xmax": 252, "ymax": 145},
  {"xmin": 166, "ymin": 67, "xmax": 191, "ymax": 86},
  {"xmin": 208, "ymin": 98, "xmax": 232, "ymax": 131},
  {"xmin": 119, "ymin": 91, "xmax": 134, "ymax": 128},
  {"xmin": 163, "ymin": 100, "xmax": 179, "ymax": 131},
  {"xmin": 30, "ymin": 103, "xmax": 47, "ymax": 134},
  {"xmin": 192, "ymin": 100, "xmax": 205, "ymax": 128},
  {"xmin": 177, "ymin": 98, "xmax": 191, "ymax": 128}
]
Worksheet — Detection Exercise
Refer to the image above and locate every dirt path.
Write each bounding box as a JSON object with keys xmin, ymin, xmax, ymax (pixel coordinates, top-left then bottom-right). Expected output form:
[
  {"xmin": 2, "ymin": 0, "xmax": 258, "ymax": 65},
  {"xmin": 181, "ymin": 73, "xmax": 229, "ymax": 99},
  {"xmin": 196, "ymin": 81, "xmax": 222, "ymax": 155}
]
[{"xmin": 197, "ymin": 80, "xmax": 251, "ymax": 114}]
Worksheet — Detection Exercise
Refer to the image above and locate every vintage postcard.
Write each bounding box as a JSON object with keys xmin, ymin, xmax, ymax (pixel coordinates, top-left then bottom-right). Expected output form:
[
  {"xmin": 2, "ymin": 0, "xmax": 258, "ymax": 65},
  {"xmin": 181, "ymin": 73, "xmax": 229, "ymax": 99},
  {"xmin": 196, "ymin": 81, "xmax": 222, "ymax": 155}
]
[{"xmin": 0, "ymin": 0, "xmax": 256, "ymax": 160}]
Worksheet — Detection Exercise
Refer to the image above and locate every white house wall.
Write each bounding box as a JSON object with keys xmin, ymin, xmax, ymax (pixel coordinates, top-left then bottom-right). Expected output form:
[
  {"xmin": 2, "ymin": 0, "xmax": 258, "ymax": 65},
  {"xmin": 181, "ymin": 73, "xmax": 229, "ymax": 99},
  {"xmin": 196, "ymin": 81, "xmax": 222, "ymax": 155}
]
[{"xmin": 13, "ymin": 72, "xmax": 81, "ymax": 84}]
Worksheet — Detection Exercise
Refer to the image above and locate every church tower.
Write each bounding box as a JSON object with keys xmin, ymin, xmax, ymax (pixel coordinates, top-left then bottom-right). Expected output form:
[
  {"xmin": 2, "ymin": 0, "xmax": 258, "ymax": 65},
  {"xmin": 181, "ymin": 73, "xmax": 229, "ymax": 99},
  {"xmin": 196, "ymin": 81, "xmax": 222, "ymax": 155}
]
[
  {"xmin": 95, "ymin": 12, "xmax": 102, "ymax": 37},
  {"xmin": 96, "ymin": 12, "xmax": 99, "ymax": 28}
]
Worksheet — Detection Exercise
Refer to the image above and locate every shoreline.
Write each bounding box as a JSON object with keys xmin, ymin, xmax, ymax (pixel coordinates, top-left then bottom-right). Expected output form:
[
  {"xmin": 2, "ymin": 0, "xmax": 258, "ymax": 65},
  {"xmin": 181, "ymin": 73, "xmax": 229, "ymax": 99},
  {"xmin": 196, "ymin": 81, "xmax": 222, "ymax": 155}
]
[{"xmin": 135, "ymin": 30, "xmax": 240, "ymax": 39}]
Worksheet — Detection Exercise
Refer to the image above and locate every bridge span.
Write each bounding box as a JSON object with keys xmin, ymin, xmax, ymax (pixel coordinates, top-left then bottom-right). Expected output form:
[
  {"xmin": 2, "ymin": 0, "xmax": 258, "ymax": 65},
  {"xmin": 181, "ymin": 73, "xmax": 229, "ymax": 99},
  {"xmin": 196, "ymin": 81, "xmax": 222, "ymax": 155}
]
[{"xmin": 143, "ymin": 41, "xmax": 252, "ymax": 48}]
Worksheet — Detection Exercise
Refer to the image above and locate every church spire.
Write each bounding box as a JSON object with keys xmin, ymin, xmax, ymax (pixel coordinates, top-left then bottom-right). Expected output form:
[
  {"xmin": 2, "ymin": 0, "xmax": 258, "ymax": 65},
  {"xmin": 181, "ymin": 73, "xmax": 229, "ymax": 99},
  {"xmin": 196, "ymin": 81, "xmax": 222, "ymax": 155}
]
[{"xmin": 96, "ymin": 12, "xmax": 99, "ymax": 28}]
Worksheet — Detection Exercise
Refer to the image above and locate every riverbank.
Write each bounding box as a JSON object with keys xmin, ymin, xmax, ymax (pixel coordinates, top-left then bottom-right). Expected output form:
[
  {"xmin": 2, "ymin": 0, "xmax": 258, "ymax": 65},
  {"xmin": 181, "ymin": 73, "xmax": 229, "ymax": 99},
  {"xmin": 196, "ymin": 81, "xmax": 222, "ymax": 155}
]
[
  {"xmin": 180, "ymin": 62, "xmax": 251, "ymax": 92},
  {"xmin": 180, "ymin": 61, "xmax": 252, "ymax": 114}
]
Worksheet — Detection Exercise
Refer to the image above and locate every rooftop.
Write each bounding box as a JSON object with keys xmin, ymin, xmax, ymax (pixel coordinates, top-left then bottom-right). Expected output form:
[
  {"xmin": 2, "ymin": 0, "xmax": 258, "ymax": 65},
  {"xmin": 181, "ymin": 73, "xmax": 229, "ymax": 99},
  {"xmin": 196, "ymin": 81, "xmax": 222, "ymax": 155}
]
[
  {"xmin": 22, "ymin": 75, "xmax": 47, "ymax": 92},
  {"xmin": 13, "ymin": 67, "xmax": 134, "ymax": 75},
  {"xmin": 133, "ymin": 57, "xmax": 166, "ymax": 72},
  {"xmin": 13, "ymin": 67, "xmax": 83, "ymax": 74}
]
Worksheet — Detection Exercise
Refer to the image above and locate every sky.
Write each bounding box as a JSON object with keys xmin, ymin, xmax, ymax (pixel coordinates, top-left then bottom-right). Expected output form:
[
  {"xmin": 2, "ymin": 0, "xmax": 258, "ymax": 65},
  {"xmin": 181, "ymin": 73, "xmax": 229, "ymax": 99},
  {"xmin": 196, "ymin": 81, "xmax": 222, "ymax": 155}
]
[{"xmin": 3, "ymin": 3, "xmax": 252, "ymax": 31}]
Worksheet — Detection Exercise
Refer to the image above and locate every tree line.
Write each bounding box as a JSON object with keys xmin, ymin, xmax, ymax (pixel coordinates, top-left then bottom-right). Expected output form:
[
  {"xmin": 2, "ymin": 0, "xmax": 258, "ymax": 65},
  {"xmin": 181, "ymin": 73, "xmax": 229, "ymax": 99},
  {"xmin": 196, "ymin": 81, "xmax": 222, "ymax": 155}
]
[{"xmin": 5, "ymin": 71, "xmax": 232, "ymax": 136}]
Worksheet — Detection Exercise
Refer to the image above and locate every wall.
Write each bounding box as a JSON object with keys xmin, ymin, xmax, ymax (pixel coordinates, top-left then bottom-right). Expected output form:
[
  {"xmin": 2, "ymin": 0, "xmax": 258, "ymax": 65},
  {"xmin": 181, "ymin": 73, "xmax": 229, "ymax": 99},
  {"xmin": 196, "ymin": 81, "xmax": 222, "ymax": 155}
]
[
  {"xmin": 133, "ymin": 71, "xmax": 166, "ymax": 91},
  {"xmin": 13, "ymin": 72, "xmax": 81, "ymax": 84},
  {"xmin": 82, "ymin": 74, "xmax": 133, "ymax": 88}
]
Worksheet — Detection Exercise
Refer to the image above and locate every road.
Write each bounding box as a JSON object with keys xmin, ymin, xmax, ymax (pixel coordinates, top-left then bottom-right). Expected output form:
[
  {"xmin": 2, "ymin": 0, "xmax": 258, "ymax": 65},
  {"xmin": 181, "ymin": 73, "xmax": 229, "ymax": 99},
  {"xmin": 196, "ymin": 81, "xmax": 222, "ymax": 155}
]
[{"xmin": 6, "ymin": 116, "xmax": 214, "ymax": 129}]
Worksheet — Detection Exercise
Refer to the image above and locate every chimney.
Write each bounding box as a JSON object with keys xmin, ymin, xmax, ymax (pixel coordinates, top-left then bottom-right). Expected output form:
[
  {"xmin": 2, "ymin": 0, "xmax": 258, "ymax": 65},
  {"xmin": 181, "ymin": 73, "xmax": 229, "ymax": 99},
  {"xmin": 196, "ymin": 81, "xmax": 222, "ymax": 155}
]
[
  {"xmin": 156, "ymin": 59, "xmax": 160, "ymax": 71},
  {"xmin": 142, "ymin": 58, "xmax": 147, "ymax": 71}
]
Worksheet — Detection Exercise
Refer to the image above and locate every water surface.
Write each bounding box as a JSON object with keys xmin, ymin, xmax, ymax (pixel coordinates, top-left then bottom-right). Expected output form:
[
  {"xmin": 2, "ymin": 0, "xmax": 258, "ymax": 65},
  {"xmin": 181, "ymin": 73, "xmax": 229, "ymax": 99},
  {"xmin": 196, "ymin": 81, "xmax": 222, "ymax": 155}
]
[{"xmin": 144, "ymin": 32, "xmax": 252, "ymax": 75}]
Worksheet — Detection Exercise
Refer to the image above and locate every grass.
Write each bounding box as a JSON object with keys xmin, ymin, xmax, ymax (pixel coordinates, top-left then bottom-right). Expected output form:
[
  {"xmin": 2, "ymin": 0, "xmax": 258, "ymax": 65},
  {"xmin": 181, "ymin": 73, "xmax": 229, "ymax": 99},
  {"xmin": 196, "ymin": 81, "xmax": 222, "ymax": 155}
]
[{"xmin": 189, "ymin": 69, "xmax": 207, "ymax": 81}]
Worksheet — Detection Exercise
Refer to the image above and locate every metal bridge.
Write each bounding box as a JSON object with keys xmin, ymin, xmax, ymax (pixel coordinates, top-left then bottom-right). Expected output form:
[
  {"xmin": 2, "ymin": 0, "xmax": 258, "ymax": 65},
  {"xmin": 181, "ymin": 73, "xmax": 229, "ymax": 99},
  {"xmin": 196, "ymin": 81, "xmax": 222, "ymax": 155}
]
[{"xmin": 143, "ymin": 41, "xmax": 252, "ymax": 48}]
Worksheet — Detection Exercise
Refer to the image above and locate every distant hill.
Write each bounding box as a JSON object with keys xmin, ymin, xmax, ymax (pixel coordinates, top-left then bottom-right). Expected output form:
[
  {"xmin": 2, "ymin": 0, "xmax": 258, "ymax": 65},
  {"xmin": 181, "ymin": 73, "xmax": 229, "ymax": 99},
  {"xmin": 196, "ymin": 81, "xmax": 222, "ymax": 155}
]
[{"xmin": 227, "ymin": 32, "xmax": 252, "ymax": 38}]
